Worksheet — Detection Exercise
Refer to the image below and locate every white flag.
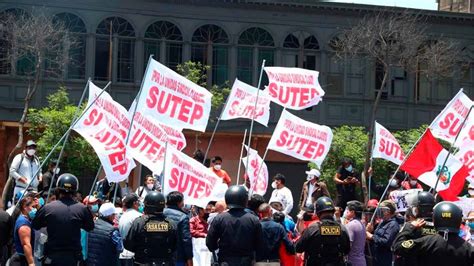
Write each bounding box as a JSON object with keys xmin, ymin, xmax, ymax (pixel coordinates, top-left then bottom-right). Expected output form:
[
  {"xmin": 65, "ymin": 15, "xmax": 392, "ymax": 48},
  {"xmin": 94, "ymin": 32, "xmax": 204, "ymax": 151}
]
[
  {"xmin": 430, "ymin": 89, "xmax": 473, "ymax": 144},
  {"xmin": 267, "ymin": 110, "xmax": 333, "ymax": 167},
  {"xmin": 73, "ymin": 81, "xmax": 136, "ymax": 182},
  {"xmin": 263, "ymin": 67, "xmax": 325, "ymax": 110},
  {"xmin": 242, "ymin": 145, "xmax": 268, "ymax": 196},
  {"xmin": 221, "ymin": 79, "xmax": 271, "ymax": 127},
  {"xmin": 136, "ymin": 57, "xmax": 212, "ymax": 132},
  {"xmin": 372, "ymin": 122, "xmax": 405, "ymax": 165}
]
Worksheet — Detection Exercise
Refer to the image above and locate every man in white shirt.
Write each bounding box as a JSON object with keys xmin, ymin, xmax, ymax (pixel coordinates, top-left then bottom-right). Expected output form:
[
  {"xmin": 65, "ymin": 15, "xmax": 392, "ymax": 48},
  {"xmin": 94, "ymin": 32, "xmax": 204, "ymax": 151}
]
[
  {"xmin": 269, "ymin": 174, "xmax": 294, "ymax": 215},
  {"xmin": 9, "ymin": 140, "xmax": 42, "ymax": 203},
  {"xmin": 118, "ymin": 193, "xmax": 142, "ymax": 265}
]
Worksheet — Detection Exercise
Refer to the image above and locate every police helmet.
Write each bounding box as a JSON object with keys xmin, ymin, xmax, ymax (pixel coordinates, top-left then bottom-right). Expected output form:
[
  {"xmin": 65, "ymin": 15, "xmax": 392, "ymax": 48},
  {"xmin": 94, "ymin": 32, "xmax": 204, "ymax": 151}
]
[
  {"xmin": 416, "ymin": 191, "xmax": 435, "ymax": 219},
  {"xmin": 56, "ymin": 173, "xmax": 78, "ymax": 193},
  {"xmin": 144, "ymin": 191, "xmax": 166, "ymax": 214},
  {"xmin": 315, "ymin": 196, "xmax": 335, "ymax": 215},
  {"xmin": 433, "ymin": 201, "xmax": 462, "ymax": 233},
  {"xmin": 225, "ymin": 185, "xmax": 248, "ymax": 209}
]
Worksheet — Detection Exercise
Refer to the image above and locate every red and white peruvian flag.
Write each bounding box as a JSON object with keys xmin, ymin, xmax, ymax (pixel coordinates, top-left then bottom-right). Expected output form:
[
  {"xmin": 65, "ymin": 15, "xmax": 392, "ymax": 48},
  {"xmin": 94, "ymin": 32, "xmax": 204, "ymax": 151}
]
[{"xmin": 400, "ymin": 129, "xmax": 469, "ymax": 201}]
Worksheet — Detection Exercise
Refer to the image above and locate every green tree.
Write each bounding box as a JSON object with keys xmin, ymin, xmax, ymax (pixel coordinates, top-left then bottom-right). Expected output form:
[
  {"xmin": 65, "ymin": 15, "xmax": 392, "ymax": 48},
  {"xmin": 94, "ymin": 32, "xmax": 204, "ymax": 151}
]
[
  {"xmin": 28, "ymin": 87, "xmax": 100, "ymax": 177},
  {"xmin": 176, "ymin": 61, "xmax": 231, "ymax": 112}
]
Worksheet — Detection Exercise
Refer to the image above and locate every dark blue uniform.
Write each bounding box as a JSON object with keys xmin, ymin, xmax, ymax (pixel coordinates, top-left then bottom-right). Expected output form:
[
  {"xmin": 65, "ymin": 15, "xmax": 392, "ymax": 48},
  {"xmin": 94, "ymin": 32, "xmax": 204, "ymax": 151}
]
[
  {"xmin": 32, "ymin": 197, "xmax": 94, "ymax": 266},
  {"xmin": 206, "ymin": 208, "xmax": 262, "ymax": 266}
]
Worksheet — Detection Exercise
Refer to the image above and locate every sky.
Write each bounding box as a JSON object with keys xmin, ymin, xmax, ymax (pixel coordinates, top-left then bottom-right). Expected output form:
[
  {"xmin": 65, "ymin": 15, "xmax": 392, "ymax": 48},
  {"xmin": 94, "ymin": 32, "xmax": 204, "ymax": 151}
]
[{"xmin": 328, "ymin": 0, "xmax": 438, "ymax": 10}]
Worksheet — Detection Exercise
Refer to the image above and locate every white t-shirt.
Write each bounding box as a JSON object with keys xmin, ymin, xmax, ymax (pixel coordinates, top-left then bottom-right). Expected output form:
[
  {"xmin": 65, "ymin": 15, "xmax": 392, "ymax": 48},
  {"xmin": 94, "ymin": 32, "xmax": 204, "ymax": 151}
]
[
  {"xmin": 119, "ymin": 209, "xmax": 142, "ymax": 259},
  {"xmin": 269, "ymin": 186, "xmax": 294, "ymax": 215},
  {"xmin": 305, "ymin": 183, "xmax": 315, "ymax": 208}
]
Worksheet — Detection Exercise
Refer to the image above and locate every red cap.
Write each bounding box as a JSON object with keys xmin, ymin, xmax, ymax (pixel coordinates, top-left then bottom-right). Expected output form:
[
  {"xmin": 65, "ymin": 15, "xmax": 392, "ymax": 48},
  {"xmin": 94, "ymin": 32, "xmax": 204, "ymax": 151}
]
[
  {"xmin": 83, "ymin": 195, "xmax": 98, "ymax": 205},
  {"xmin": 367, "ymin": 199, "xmax": 379, "ymax": 208}
]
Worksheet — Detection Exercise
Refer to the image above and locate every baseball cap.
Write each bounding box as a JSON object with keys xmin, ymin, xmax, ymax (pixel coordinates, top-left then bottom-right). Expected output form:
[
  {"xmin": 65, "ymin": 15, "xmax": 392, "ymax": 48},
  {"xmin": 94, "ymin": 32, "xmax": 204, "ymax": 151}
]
[
  {"xmin": 26, "ymin": 140, "xmax": 37, "ymax": 147},
  {"xmin": 380, "ymin": 200, "xmax": 396, "ymax": 213},
  {"xmin": 83, "ymin": 195, "xmax": 99, "ymax": 205},
  {"xmin": 305, "ymin": 169, "xmax": 321, "ymax": 177},
  {"xmin": 99, "ymin": 202, "xmax": 116, "ymax": 217}
]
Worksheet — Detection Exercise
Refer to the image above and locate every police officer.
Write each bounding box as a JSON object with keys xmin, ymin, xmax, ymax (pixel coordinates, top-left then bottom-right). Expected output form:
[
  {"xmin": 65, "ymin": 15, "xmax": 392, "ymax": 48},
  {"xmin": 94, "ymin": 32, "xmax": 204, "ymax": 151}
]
[
  {"xmin": 206, "ymin": 185, "xmax": 262, "ymax": 266},
  {"xmin": 124, "ymin": 191, "xmax": 178, "ymax": 265},
  {"xmin": 295, "ymin": 196, "xmax": 350, "ymax": 266},
  {"xmin": 32, "ymin": 173, "xmax": 94, "ymax": 266},
  {"xmin": 393, "ymin": 201, "xmax": 474, "ymax": 266}
]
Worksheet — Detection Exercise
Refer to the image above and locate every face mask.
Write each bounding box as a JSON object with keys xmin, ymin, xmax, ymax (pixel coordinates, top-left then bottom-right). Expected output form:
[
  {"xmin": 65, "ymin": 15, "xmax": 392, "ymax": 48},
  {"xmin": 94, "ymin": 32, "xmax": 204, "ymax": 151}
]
[
  {"xmin": 213, "ymin": 165, "xmax": 222, "ymax": 171},
  {"xmin": 389, "ymin": 179, "xmax": 399, "ymax": 188},
  {"xmin": 91, "ymin": 204, "xmax": 99, "ymax": 213},
  {"xmin": 138, "ymin": 202, "xmax": 145, "ymax": 213},
  {"xmin": 410, "ymin": 180, "xmax": 417, "ymax": 186},
  {"xmin": 345, "ymin": 165, "xmax": 353, "ymax": 172},
  {"xmin": 343, "ymin": 209, "xmax": 351, "ymax": 219},
  {"xmin": 271, "ymin": 181, "xmax": 277, "ymax": 189},
  {"xmin": 28, "ymin": 208, "xmax": 37, "ymax": 220},
  {"xmin": 468, "ymin": 190, "xmax": 474, "ymax": 196},
  {"xmin": 468, "ymin": 222, "xmax": 474, "ymax": 230},
  {"xmin": 54, "ymin": 167, "xmax": 60, "ymax": 175},
  {"xmin": 146, "ymin": 184, "xmax": 154, "ymax": 190},
  {"xmin": 38, "ymin": 197, "xmax": 45, "ymax": 207},
  {"xmin": 26, "ymin": 149, "xmax": 36, "ymax": 156},
  {"xmin": 307, "ymin": 175, "xmax": 314, "ymax": 181}
]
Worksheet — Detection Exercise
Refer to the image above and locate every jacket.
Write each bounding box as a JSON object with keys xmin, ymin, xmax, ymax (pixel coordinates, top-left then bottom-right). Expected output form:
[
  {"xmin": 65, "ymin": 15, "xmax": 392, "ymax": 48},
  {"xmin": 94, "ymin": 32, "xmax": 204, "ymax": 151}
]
[
  {"xmin": 372, "ymin": 217, "xmax": 400, "ymax": 266},
  {"xmin": 298, "ymin": 180, "xmax": 331, "ymax": 210},
  {"xmin": 9, "ymin": 152, "xmax": 41, "ymax": 189},
  {"xmin": 163, "ymin": 206, "xmax": 193, "ymax": 262},
  {"xmin": 87, "ymin": 218, "xmax": 122, "ymax": 266}
]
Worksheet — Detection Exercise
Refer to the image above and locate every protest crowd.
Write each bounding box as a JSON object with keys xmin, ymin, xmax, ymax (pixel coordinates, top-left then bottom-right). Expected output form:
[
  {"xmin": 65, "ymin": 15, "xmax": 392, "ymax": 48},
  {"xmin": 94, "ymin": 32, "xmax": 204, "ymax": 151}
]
[{"xmin": 1, "ymin": 58, "xmax": 474, "ymax": 266}]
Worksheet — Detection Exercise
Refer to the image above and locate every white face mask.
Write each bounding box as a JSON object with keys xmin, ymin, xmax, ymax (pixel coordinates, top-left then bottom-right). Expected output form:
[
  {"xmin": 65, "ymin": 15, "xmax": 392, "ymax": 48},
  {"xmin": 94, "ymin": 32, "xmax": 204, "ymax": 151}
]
[
  {"xmin": 468, "ymin": 190, "xmax": 474, "ymax": 196},
  {"xmin": 389, "ymin": 179, "xmax": 399, "ymax": 188},
  {"xmin": 345, "ymin": 165, "xmax": 353, "ymax": 172},
  {"xmin": 26, "ymin": 149, "xmax": 36, "ymax": 156},
  {"xmin": 271, "ymin": 181, "xmax": 277, "ymax": 189},
  {"xmin": 146, "ymin": 184, "xmax": 154, "ymax": 190},
  {"xmin": 307, "ymin": 175, "xmax": 314, "ymax": 181},
  {"xmin": 343, "ymin": 209, "xmax": 351, "ymax": 219},
  {"xmin": 213, "ymin": 165, "xmax": 222, "ymax": 171},
  {"xmin": 54, "ymin": 168, "xmax": 60, "ymax": 175},
  {"xmin": 409, "ymin": 180, "xmax": 417, "ymax": 186}
]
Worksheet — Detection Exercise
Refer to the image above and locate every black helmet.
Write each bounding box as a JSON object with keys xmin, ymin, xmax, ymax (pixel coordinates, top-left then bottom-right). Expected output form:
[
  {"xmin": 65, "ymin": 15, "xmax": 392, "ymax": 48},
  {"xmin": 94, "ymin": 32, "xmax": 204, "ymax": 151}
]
[
  {"xmin": 433, "ymin": 201, "xmax": 462, "ymax": 233},
  {"xmin": 315, "ymin": 196, "xmax": 335, "ymax": 215},
  {"xmin": 56, "ymin": 173, "xmax": 78, "ymax": 193},
  {"xmin": 144, "ymin": 191, "xmax": 166, "ymax": 214},
  {"xmin": 417, "ymin": 191, "xmax": 435, "ymax": 219},
  {"xmin": 225, "ymin": 185, "xmax": 248, "ymax": 209}
]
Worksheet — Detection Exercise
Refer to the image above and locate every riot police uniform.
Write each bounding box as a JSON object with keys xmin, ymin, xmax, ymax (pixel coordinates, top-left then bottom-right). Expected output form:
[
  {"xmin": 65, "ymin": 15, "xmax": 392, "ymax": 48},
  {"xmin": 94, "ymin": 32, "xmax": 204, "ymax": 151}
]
[
  {"xmin": 206, "ymin": 185, "xmax": 262, "ymax": 266},
  {"xmin": 393, "ymin": 201, "xmax": 474, "ymax": 266},
  {"xmin": 32, "ymin": 174, "xmax": 94, "ymax": 266},
  {"xmin": 124, "ymin": 191, "xmax": 178, "ymax": 266},
  {"xmin": 295, "ymin": 196, "xmax": 350, "ymax": 266}
]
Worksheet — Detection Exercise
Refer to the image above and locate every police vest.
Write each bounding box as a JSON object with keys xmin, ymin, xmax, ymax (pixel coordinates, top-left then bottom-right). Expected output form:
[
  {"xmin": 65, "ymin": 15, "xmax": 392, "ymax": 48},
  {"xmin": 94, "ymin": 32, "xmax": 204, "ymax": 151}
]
[
  {"xmin": 133, "ymin": 215, "xmax": 177, "ymax": 264},
  {"xmin": 421, "ymin": 221, "xmax": 436, "ymax": 236},
  {"xmin": 87, "ymin": 218, "xmax": 119, "ymax": 266},
  {"xmin": 314, "ymin": 219, "xmax": 345, "ymax": 265}
]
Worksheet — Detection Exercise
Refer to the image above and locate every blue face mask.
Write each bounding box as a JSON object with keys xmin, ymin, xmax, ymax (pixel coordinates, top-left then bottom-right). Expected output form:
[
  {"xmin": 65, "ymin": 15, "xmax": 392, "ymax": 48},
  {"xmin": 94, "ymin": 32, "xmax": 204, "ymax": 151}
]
[
  {"xmin": 38, "ymin": 197, "xmax": 45, "ymax": 207},
  {"xmin": 138, "ymin": 202, "xmax": 145, "ymax": 213},
  {"xmin": 345, "ymin": 165, "xmax": 353, "ymax": 172},
  {"xmin": 468, "ymin": 222, "xmax": 474, "ymax": 230},
  {"xmin": 91, "ymin": 204, "xmax": 99, "ymax": 213},
  {"xmin": 28, "ymin": 208, "xmax": 37, "ymax": 220}
]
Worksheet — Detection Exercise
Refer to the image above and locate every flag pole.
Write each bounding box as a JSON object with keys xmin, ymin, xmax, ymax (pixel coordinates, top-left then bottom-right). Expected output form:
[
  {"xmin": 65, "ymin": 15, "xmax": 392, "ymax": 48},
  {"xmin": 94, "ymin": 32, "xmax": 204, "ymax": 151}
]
[
  {"xmin": 45, "ymin": 79, "xmax": 90, "ymax": 203},
  {"xmin": 368, "ymin": 120, "xmax": 377, "ymax": 201},
  {"xmin": 17, "ymin": 81, "xmax": 112, "ymax": 206},
  {"xmin": 161, "ymin": 141, "xmax": 169, "ymax": 192},
  {"xmin": 202, "ymin": 89, "xmax": 232, "ymax": 164},
  {"xmin": 369, "ymin": 126, "xmax": 428, "ymax": 224},
  {"xmin": 236, "ymin": 129, "xmax": 248, "ymax": 185},
  {"xmin": 112, "ymin": 55, "xmax": 154, "ymax": 205},
  {"xmin": 87, "ymin": 165, "xmax": 103, "ymax": 199},
  {"xmin": 431, "ymin": 105, "xmax": 473, "ymax": 194},
  {"xmin": 245, "ymin": 60, "xmax": 266, "ymax": 180}
]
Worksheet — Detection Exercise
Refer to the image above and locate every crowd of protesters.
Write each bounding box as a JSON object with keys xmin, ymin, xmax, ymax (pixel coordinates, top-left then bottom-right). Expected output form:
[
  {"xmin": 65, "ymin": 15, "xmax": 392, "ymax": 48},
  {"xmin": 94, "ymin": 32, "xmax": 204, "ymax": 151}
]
[{"xmin": 0, "ymin": 142, "xmax": 474, "ymax": 265}]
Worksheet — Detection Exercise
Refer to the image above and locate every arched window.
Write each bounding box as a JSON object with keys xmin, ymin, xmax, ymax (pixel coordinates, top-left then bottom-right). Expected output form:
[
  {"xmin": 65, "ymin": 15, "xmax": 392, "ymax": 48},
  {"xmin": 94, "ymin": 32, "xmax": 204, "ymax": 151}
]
[
  {"xmin": 191, "ymin": 24, "xmax": 229, "ymax": 86},
  {"xmin": 95, "ymin": 17, "xmax": 135, "ymax": 82},
  {"xmin": 52, "ymin": 13, "xmax": 86, "ymax": 79},
  {"xmin": 282, "ymin": 31, "xmax": 319, "ymax": 70},
  {"xmin": 237, "ymin": 27, "xmax": 274, "ymax": 85},
  {"xmin": 144, "ymin": 21, "xmax": 182, "ymax": 71},
  {"xmin": 0, "ymin": 8, "xmax": 29, "ymax": 75}
]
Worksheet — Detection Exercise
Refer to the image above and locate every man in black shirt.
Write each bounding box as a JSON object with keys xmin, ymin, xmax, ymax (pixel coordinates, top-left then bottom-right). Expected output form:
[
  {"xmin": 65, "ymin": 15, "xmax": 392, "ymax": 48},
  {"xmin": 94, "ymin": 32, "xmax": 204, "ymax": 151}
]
[
  {"xmin": 207, "ymin": 185, "xmax": 262, "ymax": 266},
  {"xmin": 333, "ymin": 158, "xmax": 360, "ymax": 210},
  {"xmin": 40, "ymin": 160, "xmax": 58, "ymax": 193},
  {"xmin": 32, "ymin": 173, "xmax": 94, "ymax": 266}
]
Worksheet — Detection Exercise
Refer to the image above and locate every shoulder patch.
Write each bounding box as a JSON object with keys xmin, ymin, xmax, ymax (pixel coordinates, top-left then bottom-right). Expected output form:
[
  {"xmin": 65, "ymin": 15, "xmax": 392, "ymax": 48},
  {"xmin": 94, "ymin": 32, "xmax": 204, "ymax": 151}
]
[
  {"xmin": 320, "ymin": 225, "xmax": 341, "ymax": 235},
  {"xmin": 401, "ymin": 240, "xmax": 414, "ymax": 249}
]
